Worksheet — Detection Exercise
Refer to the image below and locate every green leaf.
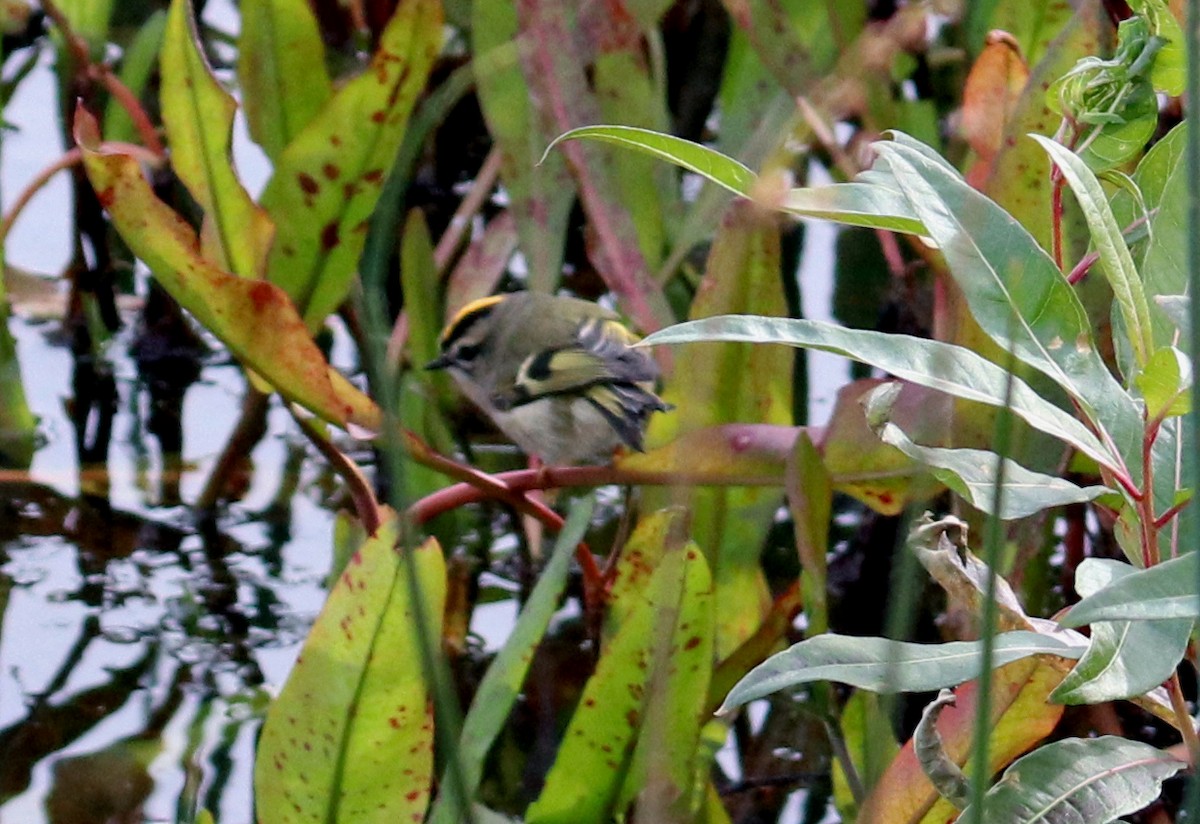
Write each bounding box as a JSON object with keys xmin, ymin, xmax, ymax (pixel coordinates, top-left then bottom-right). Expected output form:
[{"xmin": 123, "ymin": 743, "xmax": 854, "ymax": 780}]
[
  {"xmin": 75, "ymin": 109, "xmax": 381, "ymax": 433},
  {"xmin": 103, "ymin": 11, "xmax": 167, "ymax": 145},
  {"xmin": 643, "ymin": 202, "xmax": 788, "ymax": 658},
  {"xmin": 261, "ymin": 0, "xmax": 442, "ymax": 329},
  {"xmin": 640, "ymin": 315, "xmax": 1121, "ymax": 473},
  {"xmin": 0, "ymin": 279, "xmax": 35, "ymax": 466},
  {"xmin": 871, "ymin": 134, "xmax": 1142, "ymax": 474},
  {"xmin": 1136, "ymin": 346, "xmax": 1192, "ymax": 420},
  {"xmin": 526, "ymin": 535, "xmax": 713, "ymax": 823},
  {"xmin": 254, "ymin": 519, "xmax": 445, "ymax": 823},
  {"xmin": 1051, "ymin": 558, "xmax": 1191, "ymax": 704},
  {"xmin": 1031, "ymin": 135, "xmax": 1154, "ymax": 367},
  {"xmin": 779, "ymin": 179, "xmax": 925, "ymax": 235},
  {"xmin": 1131, "ymin": 0, "xmax": 1185, "ymax": 94},
  {"xmin": 1061, "ymin": 552, "xmax": 1200, "ymax": 624},
  {"xmin": 427, "ymin": 499, "xmax": 591, "ymax": 824},
  {"xmin": 237, "ymin": 0, "xmax": 333, "ymax": 162},
  {"xmin": 873, "ymin": 415, "xmax": 1111, "ymax": 521},
  {"xmin": 1156, "ymin": 294, "xmax": 1190, "ymax": 336},
  {"xmin": 1140, "ymin": 127, "xmax": 1194, "ymax": 344},
  {"xmin": 161, "ymin": 0, "xmax": 273, "ymax": 278},
  {"xmin": 964, "ymin": 737, "xmax": 1183, "ymax": 823},
  {"xmin": 547, "ymin": 125, "xmax": 757, "ymax": 199},
  {"xmin": 719, "ymin": 631, "xmax": 1083, "ymax": 710},
  {"xmin": 474, "ymin": 2, "xmax": 570, "ymax": 291}
]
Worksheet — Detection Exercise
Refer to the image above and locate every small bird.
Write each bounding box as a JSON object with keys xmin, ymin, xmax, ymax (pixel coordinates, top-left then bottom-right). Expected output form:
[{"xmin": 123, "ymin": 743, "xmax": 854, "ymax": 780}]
[{"xmin": 427, "ymin": 292, "xmax": 670, "ymax": 465}]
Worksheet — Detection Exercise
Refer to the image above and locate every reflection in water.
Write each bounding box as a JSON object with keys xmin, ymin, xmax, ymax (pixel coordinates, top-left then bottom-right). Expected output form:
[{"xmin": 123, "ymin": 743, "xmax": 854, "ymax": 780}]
[{"xmin": 0, "ymin": 314, "xmax": 336, "ymax": 824}]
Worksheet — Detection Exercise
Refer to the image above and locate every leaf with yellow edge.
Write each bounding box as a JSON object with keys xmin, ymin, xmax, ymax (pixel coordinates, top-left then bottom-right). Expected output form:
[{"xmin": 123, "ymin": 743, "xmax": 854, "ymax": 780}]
[
  {"xmin": 160, "ymin": 0, "xmax": 272, "ymax": 278},
  {"xmin": 75, "ymin": 106, "xmax": 380, "ymax": 433}
]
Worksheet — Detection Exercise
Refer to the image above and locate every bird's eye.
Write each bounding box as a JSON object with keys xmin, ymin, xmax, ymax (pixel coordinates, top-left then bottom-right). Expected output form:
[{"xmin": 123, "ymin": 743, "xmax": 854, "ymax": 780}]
[{"xmin": 455, "ymin": 342, "xmax": 481, "ymax": 363}]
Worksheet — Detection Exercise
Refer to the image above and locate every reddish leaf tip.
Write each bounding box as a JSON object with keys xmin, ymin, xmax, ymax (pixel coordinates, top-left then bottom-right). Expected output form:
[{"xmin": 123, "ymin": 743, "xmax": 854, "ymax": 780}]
[{"xmin": 72, "ymin": 101, "xmax": 101, "ymax": 150}]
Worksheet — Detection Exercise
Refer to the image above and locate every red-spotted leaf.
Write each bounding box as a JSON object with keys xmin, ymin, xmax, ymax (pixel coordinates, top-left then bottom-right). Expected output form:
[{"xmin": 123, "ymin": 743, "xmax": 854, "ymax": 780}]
[
  {"xmin": 255, "ymin": 517, "xmax": 446, "ymax": 824},
  {"xmin": 527, "ymin": 530, "xmax": 713, "ymax": 823},
  {"xmin": 261, "ymin": 0, "xmax": 442, "ymax": 329},
  {"xmin": 75, "ymin": 107, "xmax": 380, "ymax": 433}
]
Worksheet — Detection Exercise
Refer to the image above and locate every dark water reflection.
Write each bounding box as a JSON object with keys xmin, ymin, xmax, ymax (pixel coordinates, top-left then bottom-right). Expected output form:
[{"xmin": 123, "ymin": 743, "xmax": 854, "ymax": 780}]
[{"xmin": 0, "ymin": 314, "xmax": 339, "ymax": 823}]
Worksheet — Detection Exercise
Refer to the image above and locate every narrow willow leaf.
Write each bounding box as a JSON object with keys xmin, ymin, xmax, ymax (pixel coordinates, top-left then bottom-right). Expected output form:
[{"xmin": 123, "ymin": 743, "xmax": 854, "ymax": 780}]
[
  {"xmin": 1051, "ymin": 558, "xmax": 1191, "ymax": 704},
  {"xmin": 1032, "ymin": 135, "xmax": 1154, "ymax": 366},
  {"xmin": 964, "ymin": 737, "xmax": 1183, "ymax": 823},
  {"xmin": 546, "ymin": 125, "xmax": 757, "ymax": 198},
  {"xmin": 876, "ymin": 420, "xmax": 1111, "ymax": 520},
  {"xmin": 1156, "ymin": 294, "xmax": 1190, "ymax": 336},
  {"xmin": 427, "ymin": 500, "xmax": 591, "ymax": 824},
  {"xmin": 1061, "ymin": 552, "xmax": 1200, "ymax": 624},
  {"xmin": 640, "ymin": 315, "xmax": 1121, "ymax": 473},
  {"xmin": 869, "ymin": 136, "xmax": 1143, "ymax": 472},
  {"xmin": 719, "ymin": 631, "xmax": 1082, "ymax": 710},
  {"xmin": 780, "ymin": 176, "xmax": 925, "ymax": 236}
]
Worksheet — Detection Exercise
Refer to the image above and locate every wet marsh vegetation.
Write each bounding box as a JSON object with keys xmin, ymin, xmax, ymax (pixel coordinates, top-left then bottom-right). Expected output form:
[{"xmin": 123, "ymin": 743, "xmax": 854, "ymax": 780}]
[{"xmin": 3, "ymin": 1, "xmax": 1200, "ymax": 823}]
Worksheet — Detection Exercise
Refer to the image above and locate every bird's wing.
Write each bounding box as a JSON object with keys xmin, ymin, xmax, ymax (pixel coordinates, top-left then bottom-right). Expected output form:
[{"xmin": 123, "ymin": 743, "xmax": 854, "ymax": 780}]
[{"xmin": 495, "ymin": 317, "xmax": 660, "ymax": 408}]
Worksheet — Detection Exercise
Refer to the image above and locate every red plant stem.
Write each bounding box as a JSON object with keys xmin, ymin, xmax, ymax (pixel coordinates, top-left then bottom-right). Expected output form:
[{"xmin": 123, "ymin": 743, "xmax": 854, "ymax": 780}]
[
  {"xmin": 42, "ymin": 0, "xmax": 164, "ymax": 158},
  {"xmin": 1139, "ymin": 425, "xmax": 1160, "ymax": 567},
  {"xmin": 1051, "ymin": 167, "xmax": 1065, "ymax": 271},
  {"xmin": 0, "ymin": 143, "xmax": 163, "ymax": 244},
  {"xmin": 89, "ymin": 67, "xmax": 166, "ymax": 157},
  {"xmin": 1154, "ymin": 496, "xmax": 1193, "ymax": 532},
  {"xmin": 294, "ymin": 415, "xmax": 383, "ymax": 536},
  {"xmin": 404, "ymin": 437, "xmax": 606, "ymax": 605}
]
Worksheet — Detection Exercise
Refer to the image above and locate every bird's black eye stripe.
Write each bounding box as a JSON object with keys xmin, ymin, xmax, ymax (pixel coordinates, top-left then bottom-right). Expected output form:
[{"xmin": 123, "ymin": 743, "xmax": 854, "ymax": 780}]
[{"xmin": 455, "ymin": 342, "xmax": 482, "ymax": 363}]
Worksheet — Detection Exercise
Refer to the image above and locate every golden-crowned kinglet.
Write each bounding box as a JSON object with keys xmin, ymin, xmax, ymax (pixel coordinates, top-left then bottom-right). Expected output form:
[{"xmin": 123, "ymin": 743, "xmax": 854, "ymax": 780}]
[{"xmin": 426, "ymin": 292, "xmax": 670, "ymax": 465}]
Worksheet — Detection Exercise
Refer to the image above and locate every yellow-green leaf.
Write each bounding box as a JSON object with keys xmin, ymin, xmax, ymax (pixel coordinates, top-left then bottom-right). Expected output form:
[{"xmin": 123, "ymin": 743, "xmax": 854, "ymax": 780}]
[
  {"xmin": 76, "ymin": 108, "xmax": 380, "ymax": 433},
  {"xmin": 161, "ymin": 0, "xmax": 273, "ymax": 278},
  {"xmin": 260, "ymin": 0, "xmax": 442, "ymax": 329},
  {"xmin": 255, "ymin": 516, "xmax": 445, "ymax": 823},
  {"xmin": 237, "ymin": 0, "xmax": 333, "ymax": 162}
]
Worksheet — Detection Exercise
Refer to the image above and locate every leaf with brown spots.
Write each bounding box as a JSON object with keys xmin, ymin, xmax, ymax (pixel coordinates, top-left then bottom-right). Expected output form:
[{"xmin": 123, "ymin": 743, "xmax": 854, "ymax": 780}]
[
  {"xmin": 260, "ymin": 0, "xmax": 442, "ymax": 330},
  {"xmin": 428, "ymin": 499, "xmax": 590, "ymax": 824},
  {"xmin": 255, "ymin": 514, "xmax": 446, "ymax": 824},
  {"xmin": 643, "ymin": 201, "xmax": 791, "ymax": 659},
  {"xmin": 161, "ymin": 0, "xmax": 273, "ymax": 278},
  {"xmin": 526, "ymin": 526, "xmax": 713, "ymax": 823},
  {"xmin": 237, "ymin": 0, "xmax": 333, "ymax": 162},
  {"xmin": 75, "ymin": 106, "xmax": 380, "ymax": 433}
]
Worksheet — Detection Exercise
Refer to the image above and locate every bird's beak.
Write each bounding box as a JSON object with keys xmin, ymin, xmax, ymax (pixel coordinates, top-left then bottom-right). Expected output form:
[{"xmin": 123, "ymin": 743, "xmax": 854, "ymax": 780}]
[{"xmin": 425, "ymin": 353, "xmax": 453, "ymax": 371}]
